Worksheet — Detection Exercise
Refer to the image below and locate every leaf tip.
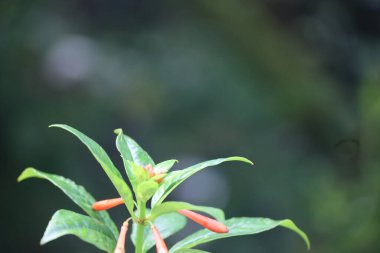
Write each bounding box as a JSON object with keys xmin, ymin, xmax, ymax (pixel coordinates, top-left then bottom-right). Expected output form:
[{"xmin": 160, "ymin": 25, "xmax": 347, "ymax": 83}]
[
  {"xmin": 305, "ymin": 238, "xmax": 311, "ymax": 250},
  {"xmin": 306, "ymin": 236, "xmax": 311, "ymax": 250},
  {"xmin": 39, "ymin": 237, "xmax": 47, "ymax": 245},
  {"xmin": 241, "ymin": 157, "xmax": 254, "ymax": 165},
  {"xmin": 228, "ymin": 156, "xmax": 254, "ymax": 165},
  {"xmin": 40, "ymin": 233, "xmax": 53, "ymax": 246},
  {"xmin": 281, "ymin": 219, "xmax": 310, "ymax": 250},
  {"xmin": 114, "ymin": 128, "xmax": 123, "ymax": 135},
  {"xmin": 246, "ymin": 159, "xmax": 254, "ymax": 165},
  {"xmin": 17, "ymin": 167, "xmax": 35, "ymax": 182}
]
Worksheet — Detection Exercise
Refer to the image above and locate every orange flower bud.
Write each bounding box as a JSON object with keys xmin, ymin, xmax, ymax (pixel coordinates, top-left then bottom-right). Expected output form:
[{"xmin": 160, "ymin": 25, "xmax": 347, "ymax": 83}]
[
  {"xmin": 145, "ymin": 164, "xmax": 155, "ymax": 177},
  {"xmin": 114, "ymin": 219, "xmax": 130, "ymax": 253},
  {"xmin": 151, "ymin": 225, "xmax": 169, "ymax": 253},
  {"xmin": 178, "ymin": 209, "xmax": 229, "ymax": 233},
  {"xmin": 153, "ymin": 172, "xmax": 165, "ymax": 183},
  {"xmin": 92, "ymin": 197, "xmax": 124, "ymax": 211}
]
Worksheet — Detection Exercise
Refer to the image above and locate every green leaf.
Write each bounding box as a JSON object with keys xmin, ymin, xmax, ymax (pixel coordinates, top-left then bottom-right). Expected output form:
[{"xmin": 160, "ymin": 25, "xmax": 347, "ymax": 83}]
[
  {"xmin": 114, "ymin": 128, "xmax": 155, "ymax": 167},
  {"xmin": 50, "ymin": 124, "xmax": 135, "ymax": 217},
  {"xmin": 150, "ymin": 201, "xmax": 225, "ymax": 222},
  {"xmin": 151, "ymin": 157, "xmax": 253, "ymax": 208},
  {"xmin": 115, "ymin": 130, "xmax": 139, "ymax": 191},
  {"xmin": 41, "ymin": 209, "xmax": 116, "ymax": 253},
  {"xmin": 136, "ymin": 180, "xmax": 159, "ymax": 203},
  {"xmin": 170, "ymin": 217, "xmax": 310, "ymax": 252},
  {"xmin": 115, "ymin": 130, "xmax": 152, "ymax": 192},
  {"xmin": 131, "ymin": 212, "xmax": 187, "ymax": 253},
  {"xmin": 154, "ymin": 159, "xmax": 178, "ymax": 174},
  {"xmin": 17, "ymin": 168, "xmax": 119, "ymax": 239}
]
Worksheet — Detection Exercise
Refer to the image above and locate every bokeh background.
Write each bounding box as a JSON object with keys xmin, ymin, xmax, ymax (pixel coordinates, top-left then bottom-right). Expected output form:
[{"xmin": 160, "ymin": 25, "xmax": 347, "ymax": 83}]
[{"xmin": 1, "ymin": 0, "xmax": 380, "ymax": 252}]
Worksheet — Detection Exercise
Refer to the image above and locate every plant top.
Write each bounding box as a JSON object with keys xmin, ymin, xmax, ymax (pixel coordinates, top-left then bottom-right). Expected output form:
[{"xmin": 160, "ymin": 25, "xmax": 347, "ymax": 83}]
[{"xmin": 18, "ymin": 124, "xmax": 310, "ymax": 253}]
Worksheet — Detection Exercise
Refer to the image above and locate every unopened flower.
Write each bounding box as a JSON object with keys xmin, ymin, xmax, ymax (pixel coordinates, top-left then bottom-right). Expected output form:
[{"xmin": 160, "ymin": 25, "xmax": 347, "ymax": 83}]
[
  {"xmin": 178, "ymin": 209, "xmax": 229, "ymax": 233},
  {"xmin": 151, "ymin": 225, "xmax": 169, "ymax": 253}
]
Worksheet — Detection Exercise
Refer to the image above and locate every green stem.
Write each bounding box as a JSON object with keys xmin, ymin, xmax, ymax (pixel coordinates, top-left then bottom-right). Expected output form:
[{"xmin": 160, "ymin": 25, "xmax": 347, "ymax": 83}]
[{"xmin": 135, "ymin": 201, "xmax": 146, "ymax": 253}]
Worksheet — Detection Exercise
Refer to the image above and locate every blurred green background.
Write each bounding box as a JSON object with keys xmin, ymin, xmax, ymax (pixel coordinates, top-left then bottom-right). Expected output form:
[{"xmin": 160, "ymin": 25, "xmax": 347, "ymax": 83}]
[{"xmin": 1, "ymin": 0, "xmax": 380, "ymax": 252}]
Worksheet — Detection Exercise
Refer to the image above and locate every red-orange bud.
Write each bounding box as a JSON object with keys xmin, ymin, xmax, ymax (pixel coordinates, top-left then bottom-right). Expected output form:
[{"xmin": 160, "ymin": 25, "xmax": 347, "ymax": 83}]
[
  {"xmin": 144, "ymin": 164, "xmax": 165, "ymax": 183},
  {"xmin": 114, "ymin": 219, "xmax": 130, "ymax": 253},
  {"xmin": 145, "ymin": 164, "xmax": 155, "ymax": 177},
  {"xmin": 151, "ymin": 225, "xmax": 169, "ymax": 253},
  {"xmin": 154, "ymin": 172, "xmax": 165, "ymax": 183},
  {"xmin": 92, "ymin": 197, "xmax": 124, "ymax": 211},
  {"xmin": 178, "ymin": 209, "xmax": 229, "ymax": 233}
]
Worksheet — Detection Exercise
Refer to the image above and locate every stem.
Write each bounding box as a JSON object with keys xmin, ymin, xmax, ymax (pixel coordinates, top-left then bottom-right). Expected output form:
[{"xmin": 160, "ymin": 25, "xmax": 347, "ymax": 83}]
[{"xmin": 135, "ymin": 201, "xmax": 146, "ymax": 253}]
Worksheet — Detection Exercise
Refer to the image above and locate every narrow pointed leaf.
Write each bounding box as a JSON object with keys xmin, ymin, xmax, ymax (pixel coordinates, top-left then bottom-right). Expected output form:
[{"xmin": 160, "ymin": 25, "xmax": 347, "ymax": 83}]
[
  {"xmin": 154, "ymin": 159, "xmax": 178, "ymax": 174},
  {"xmin": 150, "ymin": 201, "xmax": 225, "ymax": 222},
  {"xmin": 115, "ymin": 130, "xmax": 139, "ymax": 191},
  {"xmin": 50, "ymin": 124, "xmax": 135, "ymax": 217},
  {"xmin": 114, "ymin": 128, "xmax": 155, "ymax": 167},
  {"xmin": 41, "ymin": 209, "xmax": 116, "ymax": 253},
  {"xmin": 131, "ymin": 212, "xmax": 187, "ymax": 253},
  {"xmin": 170, "ymin": 217, "xmax": 310, "ymax": 252},
  {"xmin": 18, "ymin": 168, "xmax": 118, "ymax": 239},
  {"xmin": 151, "ymin": 157, "xmax": 253, "ymax": 207}
]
